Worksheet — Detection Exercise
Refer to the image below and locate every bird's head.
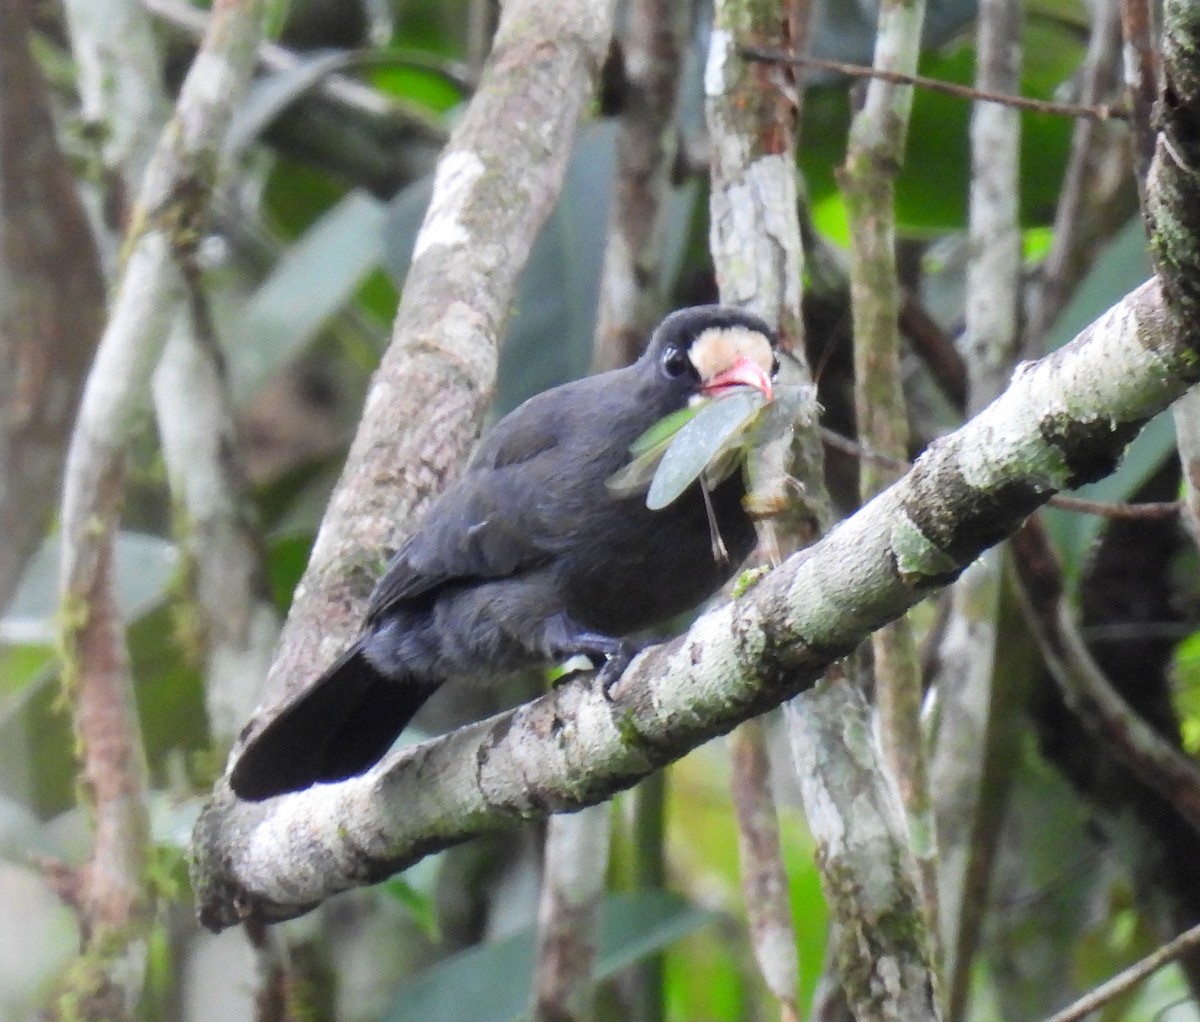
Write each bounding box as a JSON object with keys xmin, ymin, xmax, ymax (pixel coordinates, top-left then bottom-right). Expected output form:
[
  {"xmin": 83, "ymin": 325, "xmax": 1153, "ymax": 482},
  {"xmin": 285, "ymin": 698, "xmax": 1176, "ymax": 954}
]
[{"xmin": 645, "ymin": 306, "xmax": 778, "ymax": 407}]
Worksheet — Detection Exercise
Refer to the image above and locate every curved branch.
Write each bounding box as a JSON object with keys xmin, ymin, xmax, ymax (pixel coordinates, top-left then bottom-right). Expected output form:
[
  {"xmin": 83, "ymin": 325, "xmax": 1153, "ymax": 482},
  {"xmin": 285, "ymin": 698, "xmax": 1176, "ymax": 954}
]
[{"xmin": 193, "ymin": 277, "xmax": 1195, "ymax": 931}]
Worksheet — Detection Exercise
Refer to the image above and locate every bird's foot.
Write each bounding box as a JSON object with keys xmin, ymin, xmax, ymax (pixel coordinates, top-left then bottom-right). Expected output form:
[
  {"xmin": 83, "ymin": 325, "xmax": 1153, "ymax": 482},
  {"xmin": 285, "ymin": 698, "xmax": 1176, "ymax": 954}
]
[
  {"xmin": 543, "ymin": 613, "xmax": 633, "ymax": 698},
  {"xmin": 597, "ymin": 648, "xmax": 633, "ymax": 699}
]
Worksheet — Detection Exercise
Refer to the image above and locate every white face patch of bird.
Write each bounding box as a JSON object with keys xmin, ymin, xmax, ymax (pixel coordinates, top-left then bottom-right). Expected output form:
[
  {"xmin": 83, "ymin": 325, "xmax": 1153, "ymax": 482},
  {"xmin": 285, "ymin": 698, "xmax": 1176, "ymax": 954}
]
[{"xmin": 688, "ymin": 327, "xmax": 776, "ymax": 403}]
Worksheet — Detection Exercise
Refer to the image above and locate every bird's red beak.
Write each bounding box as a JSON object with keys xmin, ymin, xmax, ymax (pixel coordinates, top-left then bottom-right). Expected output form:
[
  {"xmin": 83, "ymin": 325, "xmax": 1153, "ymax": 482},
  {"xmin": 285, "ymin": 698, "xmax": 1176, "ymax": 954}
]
[{"xmin": 702, "ymin": 355, "xmax": 774, "ymax": 401}]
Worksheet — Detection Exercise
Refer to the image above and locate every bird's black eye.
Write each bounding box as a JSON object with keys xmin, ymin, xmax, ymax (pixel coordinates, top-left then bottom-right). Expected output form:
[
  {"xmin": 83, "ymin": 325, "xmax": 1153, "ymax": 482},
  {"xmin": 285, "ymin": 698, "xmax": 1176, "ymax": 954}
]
[
  {"xmin": 771, "ymin": 354, "xmax": 780, "ymax": 376},
  {"xmin": 661, "ymin": 345, "xmax": 691, "ymax": 378}
]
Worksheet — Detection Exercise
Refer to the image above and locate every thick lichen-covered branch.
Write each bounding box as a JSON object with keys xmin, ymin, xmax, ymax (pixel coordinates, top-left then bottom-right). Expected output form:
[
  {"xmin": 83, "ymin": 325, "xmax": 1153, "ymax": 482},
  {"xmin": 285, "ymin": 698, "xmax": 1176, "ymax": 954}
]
[{"xmin": 192, "ymin": 277, "xmax": 1195, "ymax": 931}]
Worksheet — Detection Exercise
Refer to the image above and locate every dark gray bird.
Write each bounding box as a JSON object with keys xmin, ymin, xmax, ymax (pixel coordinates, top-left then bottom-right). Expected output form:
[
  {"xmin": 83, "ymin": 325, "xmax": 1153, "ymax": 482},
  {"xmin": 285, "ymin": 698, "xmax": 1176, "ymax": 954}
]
[{"xmin": 230, "ymin": 306, "xmax": 778, "ymax": 800}]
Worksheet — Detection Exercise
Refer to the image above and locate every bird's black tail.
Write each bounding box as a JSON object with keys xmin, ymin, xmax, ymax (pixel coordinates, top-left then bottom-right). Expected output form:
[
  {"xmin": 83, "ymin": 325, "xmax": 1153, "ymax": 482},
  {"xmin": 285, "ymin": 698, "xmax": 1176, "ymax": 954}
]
[{"xmin": 229, "ymin": 642, "xmax": 440, "ymax": 801}]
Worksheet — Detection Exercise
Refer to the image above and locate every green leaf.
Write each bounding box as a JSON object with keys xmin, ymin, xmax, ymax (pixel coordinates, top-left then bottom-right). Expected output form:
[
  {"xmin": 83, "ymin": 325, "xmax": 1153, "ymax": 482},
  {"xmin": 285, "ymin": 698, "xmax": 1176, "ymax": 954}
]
[
  {"xmin": 370, "ymin": 64, "xmax": 462, "ymax": 112},
  {"xmin": 0, "ymin": 795, "xmax": 63, "ymax": 861},
  {"xmin": 647, "ymin": 391, "xmax": 766, "ymax": 510},
  {"xmin": 0, "ymin": 645, "xmax": 54, "ymax": 727},
  {"xmin": 631, "ymin": 405, "xmax": 701, "ymax": 457},
  {"xmin": 226, "ymin": 50, "xmax": 355, "ymax": 156},
  {"xmin": 1, "ymin": 533, "xmax": 177, "ymax": 646},
  {"xmin": 383, "ymin": 876, "xmax": 442, "ymax": 941},
  {"xmin": 606, "ymin": 406, "xmax": 702, "ymax": 499},
  {"xmin": 380, "ymin": 890, "xmax": 716, "ymax": 1022},
  {"xmin": 227, "ymin": 189, "xmax": 388, "ymax": 406}
]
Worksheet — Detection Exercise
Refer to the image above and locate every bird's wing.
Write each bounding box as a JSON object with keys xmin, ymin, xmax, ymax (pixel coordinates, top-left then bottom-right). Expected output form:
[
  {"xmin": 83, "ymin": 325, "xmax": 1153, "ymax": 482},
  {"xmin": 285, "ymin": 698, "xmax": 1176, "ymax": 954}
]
[{"xmin": 363, "ymin": 391, "xmax": 575, "ymax": 620}]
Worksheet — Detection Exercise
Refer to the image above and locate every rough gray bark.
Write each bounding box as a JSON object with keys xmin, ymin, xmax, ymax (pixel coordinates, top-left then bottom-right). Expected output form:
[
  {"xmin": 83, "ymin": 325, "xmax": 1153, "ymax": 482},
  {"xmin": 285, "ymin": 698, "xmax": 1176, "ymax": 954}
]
[
  {"xmin": 731, "ymin": 717, "xmax": 800, "ymax": 1022},
  {"xmin": 532, "ymin": 805, "xmax": 612, "ymax": 1022},
  {"xmin": 785, "ymin": 677, "xmax": 938, "ymax": 1022},
  {"xmin": 153, "ymin": 318, "xmax": 280, "ymax": 746}
]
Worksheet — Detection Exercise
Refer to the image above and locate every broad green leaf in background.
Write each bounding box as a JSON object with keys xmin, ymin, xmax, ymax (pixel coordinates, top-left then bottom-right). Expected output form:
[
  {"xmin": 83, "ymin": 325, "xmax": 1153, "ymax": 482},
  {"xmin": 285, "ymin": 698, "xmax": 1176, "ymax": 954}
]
[
  {"xmin": 370, "ymin": 61, "xmax": 462, "ymax": 113},
  {"xmin": 226, "ymin": 50, "xmax": 357, "ymax": 157},
  {"xmin": 0, "ymin": 645, "xmax": 54, "ymax": 728},
  {"xmin": 1175, "ymin": 632, "xmax": 1200, "ymax": 755},
  {"xmin": 381, "ymin": 890, "xmax": 716, "ymax": 1022},
  {"xmin": 0, "ymin": 532, "xmax": 203, "ymax": 814},
  {"xmin": 1, "ymin": 533, "xmax": 177, "ymax": 647},
  {"xmin": 665, "ymin": 741, "xmax": 828, "ymax": 1020},
  {"xmin": 226, "ymin": 189, "xmax": 389, "ymax": 406}
]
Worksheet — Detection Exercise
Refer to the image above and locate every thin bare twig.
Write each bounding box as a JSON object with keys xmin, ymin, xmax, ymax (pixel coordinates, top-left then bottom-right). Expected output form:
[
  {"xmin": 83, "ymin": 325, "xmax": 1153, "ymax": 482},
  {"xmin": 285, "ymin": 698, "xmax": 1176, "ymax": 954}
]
[
  {"xmin": 739, "ymin": 45, "xmax": 1128, "ymax": 121},
  {"xmin": 900, "ymin": 294, "xmax": 968, "ymax": 411},
  {"xmin": 819, "ymin": 427, "xmax": 1181, "ymax": 520},
  {"xmin": 1048, "ymin": 493, "xmax": 1180, "ymax": 519},
  {"xmin": 1043, "ymin": 922, "xmax": 1200, "ymax": 1022}
]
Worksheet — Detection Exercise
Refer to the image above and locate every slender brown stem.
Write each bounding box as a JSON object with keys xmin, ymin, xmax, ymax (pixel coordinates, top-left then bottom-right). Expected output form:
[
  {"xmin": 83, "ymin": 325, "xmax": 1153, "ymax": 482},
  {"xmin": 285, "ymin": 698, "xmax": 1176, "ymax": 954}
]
[
  {"xmin": 819, "ymin": 427, "xmax": 1181, "ymax": 520},
  {"xmin": 1042, "ymin": 922, "xmax": 1200, "ymax": 1022},
  {"xmin": 740, "ymin": 44, "xmax": 1129, "ymax": 121}
]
